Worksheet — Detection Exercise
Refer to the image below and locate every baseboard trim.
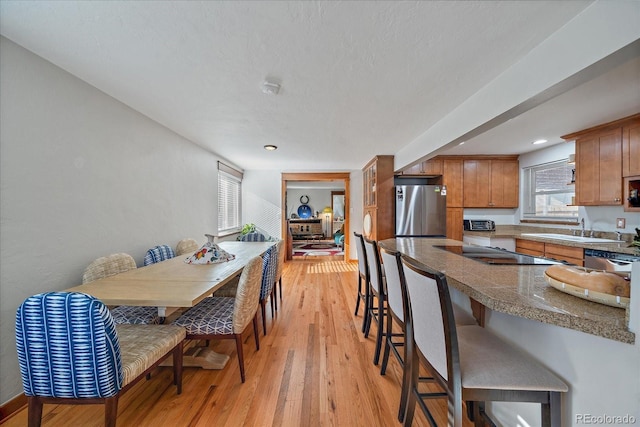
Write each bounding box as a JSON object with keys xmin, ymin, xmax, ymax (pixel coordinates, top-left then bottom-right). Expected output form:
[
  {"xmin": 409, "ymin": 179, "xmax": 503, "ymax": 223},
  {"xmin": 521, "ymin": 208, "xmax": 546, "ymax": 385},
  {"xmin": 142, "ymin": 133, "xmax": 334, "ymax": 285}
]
[{"xmin": 0, "ymin": 393, "xmax": 27, "ymax": 423}]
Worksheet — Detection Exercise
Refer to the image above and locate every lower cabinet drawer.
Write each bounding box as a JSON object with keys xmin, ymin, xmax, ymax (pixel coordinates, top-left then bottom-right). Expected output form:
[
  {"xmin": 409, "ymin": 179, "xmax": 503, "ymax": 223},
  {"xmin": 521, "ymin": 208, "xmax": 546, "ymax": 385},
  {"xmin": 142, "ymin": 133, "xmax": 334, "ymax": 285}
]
[{"xmin": 515, "ymin": 239, "xmax": 544, "ymax": 255}]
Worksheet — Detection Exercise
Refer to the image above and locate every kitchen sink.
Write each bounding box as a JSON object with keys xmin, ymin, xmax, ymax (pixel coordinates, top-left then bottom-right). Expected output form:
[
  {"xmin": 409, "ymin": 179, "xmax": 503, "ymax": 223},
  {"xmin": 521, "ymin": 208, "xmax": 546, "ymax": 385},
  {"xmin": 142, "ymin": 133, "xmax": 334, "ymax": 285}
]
[{"xmin": 520, "ymin": 233, "xmax": 620, "ymax": 243}]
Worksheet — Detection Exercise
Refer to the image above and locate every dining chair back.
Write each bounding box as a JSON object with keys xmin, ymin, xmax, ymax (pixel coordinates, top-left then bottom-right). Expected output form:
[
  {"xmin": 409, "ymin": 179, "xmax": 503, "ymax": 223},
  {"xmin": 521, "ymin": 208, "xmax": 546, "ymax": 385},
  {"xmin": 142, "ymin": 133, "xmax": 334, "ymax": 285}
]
[
  {"xmin": 82, "ymin": 253, "xmax": 137, "ymax": 284},
  {"xmin": 240, "ymin": 232, "xmax": 266, "ymax": 242},
  {"xmin": 173, "ymin": 255, "xmax": 264, "ymax": 383},
  {"xmin": 15, "ymin": 292, "xmax": 185, "ymax": 427},
  {"xmin": 143, "ymin": 245, "xmax": 175, "ymax": 266},
  {"xmin": 273, "ymin": 239, "xmax": 286, "ymax": 308},
  {"xmin": 378, "ymin": 246, "xmax": 410, "ymax": 421},
  {"xmin": 83, "ymin": 253, "xmax": 160, "ymax": 325},
  {"xmin": 175, "ymin": 238, "xmax": 199, "ymax": 256},
  {"xmin": 363, "ymin": 237, "xmax": 386, "ymax": 365},
  {"xmin": 259, "ymin": 244, "xmax": 279, "ymax": 335},
  {"xmin": 353, "ymin": 232, "xmax": 369, "ymax": 331},
  {"xmin": 400, "ymin": 256, "xmax": 568, "ymax": 427}
]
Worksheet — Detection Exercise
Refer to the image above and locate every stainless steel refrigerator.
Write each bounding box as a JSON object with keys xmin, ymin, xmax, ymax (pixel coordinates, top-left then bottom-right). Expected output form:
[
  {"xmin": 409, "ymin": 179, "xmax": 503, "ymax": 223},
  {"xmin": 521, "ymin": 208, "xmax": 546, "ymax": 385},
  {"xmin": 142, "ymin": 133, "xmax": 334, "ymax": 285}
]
[{"xmin": 395, "ymin": 185, "xmax": 446, "ymax": 237}]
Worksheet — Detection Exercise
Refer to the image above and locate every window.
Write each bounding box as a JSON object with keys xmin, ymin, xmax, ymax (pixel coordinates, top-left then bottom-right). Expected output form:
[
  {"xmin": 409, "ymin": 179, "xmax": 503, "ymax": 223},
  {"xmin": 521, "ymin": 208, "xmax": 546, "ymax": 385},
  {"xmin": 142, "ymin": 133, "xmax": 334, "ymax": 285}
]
[
  {"xmin": 217, "ymin": 162, "xmax": 243, "ymax": 235},
  {"xmin": 522, "ymin": 160, "xmax": 578, "ymax": 220}
]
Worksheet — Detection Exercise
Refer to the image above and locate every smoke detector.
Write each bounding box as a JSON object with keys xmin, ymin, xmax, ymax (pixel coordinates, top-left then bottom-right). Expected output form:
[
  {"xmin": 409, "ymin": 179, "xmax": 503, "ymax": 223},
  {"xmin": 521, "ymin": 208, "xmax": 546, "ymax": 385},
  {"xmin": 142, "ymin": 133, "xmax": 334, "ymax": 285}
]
[{"xmin": 262, "ymin": 81, "xmax": 281, "ymax": 95}]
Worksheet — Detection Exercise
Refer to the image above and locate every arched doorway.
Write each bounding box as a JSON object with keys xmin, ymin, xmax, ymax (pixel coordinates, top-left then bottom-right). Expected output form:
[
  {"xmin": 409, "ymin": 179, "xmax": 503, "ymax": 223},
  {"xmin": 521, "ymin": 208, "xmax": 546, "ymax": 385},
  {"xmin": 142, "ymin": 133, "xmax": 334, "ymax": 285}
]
[{"xmin": 281, "ymin": 172, "xmax": 350, "ymax": 261}]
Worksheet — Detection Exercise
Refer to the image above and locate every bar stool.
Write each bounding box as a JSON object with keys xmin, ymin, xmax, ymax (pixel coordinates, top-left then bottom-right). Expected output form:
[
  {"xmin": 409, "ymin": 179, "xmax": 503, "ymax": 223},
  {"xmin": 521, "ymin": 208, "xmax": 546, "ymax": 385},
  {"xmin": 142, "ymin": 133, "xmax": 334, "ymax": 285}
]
[
  {"xmin": 400, "ymin": 256, "xmax": 568, "ymax": 427},
  {"xmin": 363, "ymin": 237, "xmax": 386, "ymax": 365},
  {"xmin": 353, "ymin": 232, "xmax": 369, "ymax": 331},
  {"xmin": 379, "ymin": 246, "xmax": 478, "ymax": 422}
]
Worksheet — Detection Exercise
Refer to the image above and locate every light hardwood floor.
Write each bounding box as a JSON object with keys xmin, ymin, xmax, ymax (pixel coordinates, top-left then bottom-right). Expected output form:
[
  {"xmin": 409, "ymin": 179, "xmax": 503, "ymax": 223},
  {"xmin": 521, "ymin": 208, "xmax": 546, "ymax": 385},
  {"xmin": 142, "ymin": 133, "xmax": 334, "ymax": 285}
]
[{"xmin": 3, "ymin": 256, "xmax": 470, "ymax": 426}]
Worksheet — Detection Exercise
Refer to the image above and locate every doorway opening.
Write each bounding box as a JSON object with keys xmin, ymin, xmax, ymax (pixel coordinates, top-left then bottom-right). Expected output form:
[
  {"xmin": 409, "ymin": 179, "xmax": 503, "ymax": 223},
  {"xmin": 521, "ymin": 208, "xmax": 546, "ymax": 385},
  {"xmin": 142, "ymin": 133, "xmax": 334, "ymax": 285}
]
[{"xmin": 281, "ymin": 172, "xmax": 350, "ymax": 261}]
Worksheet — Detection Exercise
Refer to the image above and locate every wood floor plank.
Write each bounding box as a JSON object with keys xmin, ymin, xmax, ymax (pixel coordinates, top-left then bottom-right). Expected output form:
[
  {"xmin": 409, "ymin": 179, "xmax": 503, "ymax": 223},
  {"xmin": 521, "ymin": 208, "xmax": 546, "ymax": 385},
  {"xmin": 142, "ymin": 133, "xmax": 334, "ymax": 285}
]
[{"xmin": 3, "ymin": 255, "xmax": 472, "ymax": 426}]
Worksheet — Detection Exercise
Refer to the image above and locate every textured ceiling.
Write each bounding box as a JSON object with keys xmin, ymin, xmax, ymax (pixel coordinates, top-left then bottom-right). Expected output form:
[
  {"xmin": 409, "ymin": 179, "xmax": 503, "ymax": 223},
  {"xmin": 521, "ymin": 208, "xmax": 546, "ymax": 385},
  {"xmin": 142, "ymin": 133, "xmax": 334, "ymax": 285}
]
[{"xmin": 3, "ymin": 0, "xmax": 632, "ymax": 172}]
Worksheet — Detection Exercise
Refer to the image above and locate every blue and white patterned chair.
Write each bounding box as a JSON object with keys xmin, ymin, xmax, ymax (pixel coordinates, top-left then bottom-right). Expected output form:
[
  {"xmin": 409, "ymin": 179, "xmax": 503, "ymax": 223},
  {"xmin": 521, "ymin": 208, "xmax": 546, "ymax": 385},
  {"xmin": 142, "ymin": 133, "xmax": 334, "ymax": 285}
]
[
  {"xmin": 143, "ymin": 245, "xmax": 176, "ymax": 266},
  {"xmin": 258, "ymin": 245, "xmax": 278, "ymax": 335},
  {"xmin": 83, "ymin": 253, "xmax": 160, "ymax": 325},
  {"xmin": 272, "ymin": 239, "xmax": 286, "ymax": 309},
  {"xmin": 15, "ymin": 292, "xmax": 185, "ymax": 427},
  {"xmin": 239, "ymin": 232, "xmax": 266, "ymax": 242},
  {"xmin": 173, "ymin": 255, "xmax": 264, "ymax": 383}
]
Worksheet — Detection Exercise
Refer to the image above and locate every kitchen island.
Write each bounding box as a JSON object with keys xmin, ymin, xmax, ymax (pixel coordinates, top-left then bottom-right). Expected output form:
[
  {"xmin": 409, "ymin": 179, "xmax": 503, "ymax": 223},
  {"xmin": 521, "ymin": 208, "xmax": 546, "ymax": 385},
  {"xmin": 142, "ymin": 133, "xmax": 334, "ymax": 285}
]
[{"xmin": 380, "ymin": 237, "xmax": 639, "ymax": 426}]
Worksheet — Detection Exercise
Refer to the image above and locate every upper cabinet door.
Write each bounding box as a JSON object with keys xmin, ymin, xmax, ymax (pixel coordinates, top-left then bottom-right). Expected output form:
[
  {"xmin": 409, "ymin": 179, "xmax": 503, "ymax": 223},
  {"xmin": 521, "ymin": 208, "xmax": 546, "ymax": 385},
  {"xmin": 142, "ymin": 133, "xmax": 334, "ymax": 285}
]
[
  {"xmin": 575, "ymin": 128, "xmax": 622, "ymax": 206},
  {"xmin": 463, "ymin": 160, "xmax": 491, "ymax": 207},
  {"xmin": 463, "ymin": 158, "xmax": 519, "ymax": 208},
  {"xmin": 489, "ymin": 160, "xmax": 519, "ymax": 208},
  {"xmin": 443, "ymin": 159, "xmax": 464, "ymax": 208}
]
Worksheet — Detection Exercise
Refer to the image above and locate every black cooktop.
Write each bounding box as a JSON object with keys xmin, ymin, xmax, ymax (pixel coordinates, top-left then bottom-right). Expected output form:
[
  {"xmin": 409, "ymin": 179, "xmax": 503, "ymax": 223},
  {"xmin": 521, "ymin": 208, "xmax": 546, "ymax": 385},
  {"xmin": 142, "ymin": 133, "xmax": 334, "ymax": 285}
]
[{"xmin": 434, "ymin": 245, "xmax": 563, "ymax": 265}]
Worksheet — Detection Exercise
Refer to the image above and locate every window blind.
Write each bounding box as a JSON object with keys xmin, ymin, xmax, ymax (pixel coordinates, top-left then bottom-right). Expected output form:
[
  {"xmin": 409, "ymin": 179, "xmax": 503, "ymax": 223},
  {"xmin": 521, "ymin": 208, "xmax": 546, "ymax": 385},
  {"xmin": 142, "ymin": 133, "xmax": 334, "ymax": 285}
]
[{"xmin": 218, "ymin": 162, "xmax": 243, "ymax": 234}]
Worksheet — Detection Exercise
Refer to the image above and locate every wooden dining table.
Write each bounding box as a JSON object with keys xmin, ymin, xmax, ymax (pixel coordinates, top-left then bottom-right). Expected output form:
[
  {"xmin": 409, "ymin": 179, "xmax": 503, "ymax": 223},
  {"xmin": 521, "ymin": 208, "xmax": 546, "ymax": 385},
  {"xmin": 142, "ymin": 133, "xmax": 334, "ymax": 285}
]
[{"xmin": 66, "ymin": 240, "xmax": 275, "ymax": 369}]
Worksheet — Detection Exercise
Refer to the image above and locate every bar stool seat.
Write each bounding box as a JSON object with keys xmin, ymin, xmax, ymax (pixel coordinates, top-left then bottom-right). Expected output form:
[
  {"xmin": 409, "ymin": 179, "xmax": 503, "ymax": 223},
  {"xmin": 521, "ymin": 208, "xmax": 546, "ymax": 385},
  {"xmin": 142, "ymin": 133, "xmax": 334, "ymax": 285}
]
[{"xmin": 458, "ymin": 326, "xmax": 568, "ymax": 393}]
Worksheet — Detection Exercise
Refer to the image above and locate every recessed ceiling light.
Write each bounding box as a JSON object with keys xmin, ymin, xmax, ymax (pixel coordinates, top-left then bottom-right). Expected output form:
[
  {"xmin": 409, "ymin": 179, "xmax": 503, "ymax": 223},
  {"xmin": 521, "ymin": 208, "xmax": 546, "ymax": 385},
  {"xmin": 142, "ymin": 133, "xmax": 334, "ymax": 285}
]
[
  {"xmin": 532, "ymin": 139, "xmax": 548, "ymax": 145},
  {"xmin": 458, "ymin": 141, "xmax": 465, "ymax": 145},
  {"xmin": 264, "ymin": 145, "xmax": 278, "ymax": 151}
]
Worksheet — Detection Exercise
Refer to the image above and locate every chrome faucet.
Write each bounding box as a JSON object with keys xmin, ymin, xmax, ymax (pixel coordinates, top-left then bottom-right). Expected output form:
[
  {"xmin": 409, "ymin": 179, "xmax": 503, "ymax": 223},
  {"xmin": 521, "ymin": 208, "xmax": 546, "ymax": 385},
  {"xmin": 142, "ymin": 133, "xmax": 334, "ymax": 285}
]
[{"xmin": 580, "ymin": 218, "xmax": 585, "ymax": 237}]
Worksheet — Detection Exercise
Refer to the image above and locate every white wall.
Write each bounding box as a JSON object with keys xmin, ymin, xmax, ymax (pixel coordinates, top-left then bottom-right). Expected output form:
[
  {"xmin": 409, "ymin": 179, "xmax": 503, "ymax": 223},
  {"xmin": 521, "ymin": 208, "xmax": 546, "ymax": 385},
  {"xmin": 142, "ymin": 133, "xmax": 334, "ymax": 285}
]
[
  {"xmin": 0, "ymin": 37, "xmax": 222, "ymax": 404},
  {"xmin": 241, "ymin": 171, "xmax": 362, "ymax": 260},
  {"xmin": 287, "ymin": 189, "xmax": 335, "ymax": 220},
  {"xmin": 395, "ymin": 1, "xmax": 640, "ymax": 171},
  {"xmin": 241, "ymin": 170, "xmax": 283, "ymax": 239}
]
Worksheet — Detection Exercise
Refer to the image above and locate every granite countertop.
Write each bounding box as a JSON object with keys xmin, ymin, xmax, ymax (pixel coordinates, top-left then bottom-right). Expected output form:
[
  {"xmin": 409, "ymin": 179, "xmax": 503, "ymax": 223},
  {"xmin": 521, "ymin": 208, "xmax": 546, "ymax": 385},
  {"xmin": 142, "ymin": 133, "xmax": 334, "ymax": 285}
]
[
  {"xmin": 379, "ymin": 237, "xmax": 635, "ymax": 344},
  {"xmin": 464, "ymin": 226, "xmax": 639, "ymax": 256}
]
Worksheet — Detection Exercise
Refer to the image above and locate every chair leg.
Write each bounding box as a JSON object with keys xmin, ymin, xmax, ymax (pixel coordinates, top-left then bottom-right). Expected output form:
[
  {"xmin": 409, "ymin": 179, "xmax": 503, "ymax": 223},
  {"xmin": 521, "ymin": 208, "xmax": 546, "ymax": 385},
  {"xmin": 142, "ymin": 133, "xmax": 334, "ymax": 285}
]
[
  {"xmin": 362, "ymin": 277, "xmax": 371, "ymax": 334},
  {"xmin": 273, "ymin": 284, "xmax": 278, "ymax": 311},
  {"xmin": 543, "ymin": 392, "xmax": 562, "ymax": 427},
  {"xmin": 279, "ymin": 277, "xmax": 283, "ymax": 302},
  {"xmin": 253, "ymin": 314, "xmax": 260, "ymax": 351},
  {"xmin": 173, "ymin": 341, "xmax": 184, "ymax": 394},
  {"xmin": 354, "ymin": 275, "xmax": 362, "ymax": 316},
  {"xmin": 27, "ymin": 396, "xmax": 43, "ymax": 427},
  {"xmin": 402, "ymin": 345, "xmax": 418, "ymax": 427},
  {"xmin": 398, "ymin": 331, "xmax": 410, "ymax": 423},
  {"xmin": 270, "ymin": 290, "xmax": 275, "ymax": 317},
  {"xmin": 364, "ymin": 291, "xmax": 374, "ymax": 338},
  {"xmin": 260, "ymin": 299, "xmax": 267, "ymax": 335},
  {"xmin": 373, "ymin": 294, "xmax": 385, "ymax": 365},
  {"xmin": 380, "ymin": 310, "xmax": 393, "ymax": 375},
  {"xmin": 235, "ymin": 334, "xmax": 246, "ymax": 383},
  {"xmin": 473, "ymin": 401, "xmax": 484, "ymax": 427},
  {"xmin": 104, "ymin": 396, "xmax": 119, "ymax": 427}
]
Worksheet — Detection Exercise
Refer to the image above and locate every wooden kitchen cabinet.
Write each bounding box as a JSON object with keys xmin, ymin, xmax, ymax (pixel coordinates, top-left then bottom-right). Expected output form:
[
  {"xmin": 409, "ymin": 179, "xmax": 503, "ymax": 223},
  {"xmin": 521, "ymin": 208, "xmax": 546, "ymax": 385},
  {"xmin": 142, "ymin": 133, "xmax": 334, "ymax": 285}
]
[
  {"xmin": 515, "ymin": 239, "xmax": 544, "ymax": 257},
  {"xmin": 515, "ymin": 239, "xmax": 583, "ymax": 266},
  {"xmin": 463, "ymin": 157, "xmax": 519, "ymax": 208},
  {"xmin": 446, "ymin": 208, "xmax": 463, "ymax": 241},
  {"xmin": 442, "ymin": 158, "xmax": 463, "ymax": 207},
  {"xmin": 622, "ymin": 116, "xmax": 640, "ymax": 177},
  {"xmin": 544, "ymin": 243, "xmax": 584, "ymax": 266},
  {"xmin": 362, "ymin": 155, "xmax": 395, "ymax": 240},
  {"xmin": 574, "ymin": 127, "xmax": 622, "ymax": 206},
  {"xmin": 561, "ymin": 115, "xmax": 640, "ymax": 206},
  {"xmin": 442, "ymin": 158, "xmax": 464, "ymax": 240},
  {"xmin": 400, "ymin": 158, "xmax": 443, "ymax": 176}
]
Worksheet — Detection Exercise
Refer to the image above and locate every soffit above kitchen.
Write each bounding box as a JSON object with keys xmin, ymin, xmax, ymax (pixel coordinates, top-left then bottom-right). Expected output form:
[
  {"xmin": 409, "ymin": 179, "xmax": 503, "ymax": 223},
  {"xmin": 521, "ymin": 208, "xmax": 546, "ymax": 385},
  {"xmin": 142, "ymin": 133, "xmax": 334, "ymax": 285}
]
[{"xmin": 3, "ymin": 1, "xmax": 635, "ymax": 172}]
